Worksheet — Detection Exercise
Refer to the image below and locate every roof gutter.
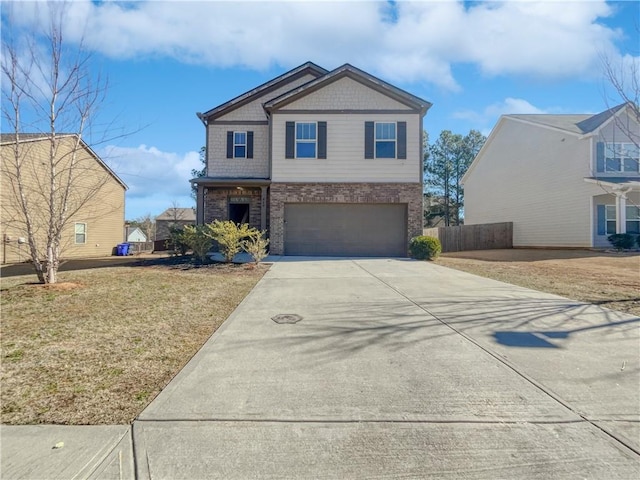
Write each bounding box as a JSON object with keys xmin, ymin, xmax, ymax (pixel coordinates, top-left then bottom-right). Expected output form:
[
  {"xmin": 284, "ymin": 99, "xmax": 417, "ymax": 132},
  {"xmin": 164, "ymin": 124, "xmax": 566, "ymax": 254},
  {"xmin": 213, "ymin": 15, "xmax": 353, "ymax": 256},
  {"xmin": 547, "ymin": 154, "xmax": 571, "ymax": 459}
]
[{"xmin": 196, "ymin": 112, "xmax": 207, "ymax": 127}]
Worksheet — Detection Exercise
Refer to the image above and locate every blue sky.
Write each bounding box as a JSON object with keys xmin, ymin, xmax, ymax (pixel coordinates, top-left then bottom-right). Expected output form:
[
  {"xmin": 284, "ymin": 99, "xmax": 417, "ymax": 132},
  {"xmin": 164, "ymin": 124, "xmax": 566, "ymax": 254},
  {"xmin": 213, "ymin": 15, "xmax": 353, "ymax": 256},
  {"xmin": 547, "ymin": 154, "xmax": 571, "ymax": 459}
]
[{"xmin": 2, "ymin": 0, "xmax": 639, "ymax": 220}]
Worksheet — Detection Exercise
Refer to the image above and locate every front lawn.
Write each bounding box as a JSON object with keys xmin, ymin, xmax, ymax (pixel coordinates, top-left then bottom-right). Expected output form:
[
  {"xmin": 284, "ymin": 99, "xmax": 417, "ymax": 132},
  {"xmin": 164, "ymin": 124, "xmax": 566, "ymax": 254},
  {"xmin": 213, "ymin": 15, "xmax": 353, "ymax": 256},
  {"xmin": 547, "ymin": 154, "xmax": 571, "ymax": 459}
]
[
  {"xmin": 436, "ymin": 249, "xmax": 640, "ymax": 316},
  {"xmin": 1, "ymin": 259, "xmax": 267, "ymax": 425}
]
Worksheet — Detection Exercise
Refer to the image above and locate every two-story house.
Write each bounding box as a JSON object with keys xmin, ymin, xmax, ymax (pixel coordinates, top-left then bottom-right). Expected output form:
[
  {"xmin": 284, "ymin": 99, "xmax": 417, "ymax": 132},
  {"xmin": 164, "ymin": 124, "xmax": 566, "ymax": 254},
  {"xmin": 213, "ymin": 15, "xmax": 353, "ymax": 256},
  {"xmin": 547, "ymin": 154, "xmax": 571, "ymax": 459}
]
[
  {"xmin": 193, "ymin": 62, "xmax": 431, "ymax": 256},
  {"xmin": 462, "ymin": 103, "xmax": 640, "ymax": 248},
  {"xmin": 1, "ymin": 134, "xmax": 127, "ymax": 264}
]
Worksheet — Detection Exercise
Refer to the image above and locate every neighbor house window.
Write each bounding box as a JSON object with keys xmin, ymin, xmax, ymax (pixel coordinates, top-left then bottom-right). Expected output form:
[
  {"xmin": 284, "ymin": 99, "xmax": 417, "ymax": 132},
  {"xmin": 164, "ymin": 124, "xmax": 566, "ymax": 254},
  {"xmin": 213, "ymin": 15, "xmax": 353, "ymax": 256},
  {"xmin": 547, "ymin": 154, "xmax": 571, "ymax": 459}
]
[
  {"xmin": 375, "ymin": 122, "xmax": 396, "ymax": 158},
  {"xmin": 296, "ymin": 122, "xmax": 317, "ymax": 158},
  {"xmin": 626, "ymin": 205, "xmax": 640, "ymax": 234},
  {"xmin": 234, "ymin": 132, "xmax": 247, "ymax": 158},
  {"xmin": 604, "ymin": 143, "xmax": 640, "ymax": 173},
  {"xmin": 603, "ymin": 205, "xmax": 640, "ymax": 234},
  {"xmin": 604, "ymin": 206, "xmax": 616, "ymax": 235},
  {"xmin": 75, "ymin": 223, "xmax": 86, "ymax": 244}
]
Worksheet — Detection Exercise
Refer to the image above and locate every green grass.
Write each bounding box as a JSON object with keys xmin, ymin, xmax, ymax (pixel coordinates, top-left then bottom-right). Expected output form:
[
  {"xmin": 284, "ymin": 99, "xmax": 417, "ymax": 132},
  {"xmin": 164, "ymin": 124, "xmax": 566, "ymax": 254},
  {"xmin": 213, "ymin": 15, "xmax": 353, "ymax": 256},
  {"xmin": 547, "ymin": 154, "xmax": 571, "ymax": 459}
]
[{"xmin": 1, "ymin": 261, "xmax": 267, "ymax": 425}]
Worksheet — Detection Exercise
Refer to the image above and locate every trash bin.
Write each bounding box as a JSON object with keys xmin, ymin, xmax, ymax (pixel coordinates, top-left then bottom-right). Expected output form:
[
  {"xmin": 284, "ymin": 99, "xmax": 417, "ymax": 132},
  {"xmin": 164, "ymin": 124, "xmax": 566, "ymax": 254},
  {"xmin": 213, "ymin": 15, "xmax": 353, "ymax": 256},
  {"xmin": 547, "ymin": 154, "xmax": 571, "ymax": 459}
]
[{"xmin": 116, "ymin": 243, "xmax": 126, "ymax": 256}]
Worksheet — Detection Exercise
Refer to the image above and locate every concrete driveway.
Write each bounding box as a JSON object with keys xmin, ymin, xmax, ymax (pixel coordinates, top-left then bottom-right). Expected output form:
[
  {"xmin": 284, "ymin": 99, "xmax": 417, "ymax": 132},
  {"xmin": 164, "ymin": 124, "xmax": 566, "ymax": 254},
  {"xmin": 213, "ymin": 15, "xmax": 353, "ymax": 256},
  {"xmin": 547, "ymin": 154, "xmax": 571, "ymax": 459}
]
[{"xmin": 133, "ymin": 258, "xmax": 639, "ymax": 479}]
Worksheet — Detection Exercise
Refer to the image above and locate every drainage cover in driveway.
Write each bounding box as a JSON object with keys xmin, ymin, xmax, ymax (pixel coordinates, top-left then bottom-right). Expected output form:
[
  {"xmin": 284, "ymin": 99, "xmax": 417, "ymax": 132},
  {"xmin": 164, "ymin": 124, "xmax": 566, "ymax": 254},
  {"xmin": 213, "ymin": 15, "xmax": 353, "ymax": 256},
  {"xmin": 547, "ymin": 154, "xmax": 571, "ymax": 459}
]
[{"xmin": 271, "ymin": 314, "xmax": 303, "ymax": 324}]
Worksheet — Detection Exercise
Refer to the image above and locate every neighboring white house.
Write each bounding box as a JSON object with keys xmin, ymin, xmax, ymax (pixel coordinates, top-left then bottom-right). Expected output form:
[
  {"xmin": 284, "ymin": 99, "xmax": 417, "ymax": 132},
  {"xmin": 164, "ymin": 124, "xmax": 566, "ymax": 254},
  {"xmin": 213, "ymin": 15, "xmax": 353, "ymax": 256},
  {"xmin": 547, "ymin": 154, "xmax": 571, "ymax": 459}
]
[
  {"xmin": 126, "ymin": 227, "xmax": 147, "ymax": 243},
  {"xmin": 462, "ymin": 103, "xmax": 640, "ymax": 248},
  {"xmin": 193, "ymin": 62, "xmax": 431, "ymax": 256}
]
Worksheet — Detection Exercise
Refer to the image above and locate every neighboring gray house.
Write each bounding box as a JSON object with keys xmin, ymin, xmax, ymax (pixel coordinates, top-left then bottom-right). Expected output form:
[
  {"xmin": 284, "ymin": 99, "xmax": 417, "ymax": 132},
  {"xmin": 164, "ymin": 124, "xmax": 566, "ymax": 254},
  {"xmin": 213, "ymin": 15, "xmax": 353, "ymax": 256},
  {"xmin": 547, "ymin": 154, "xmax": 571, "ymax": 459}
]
[
  {"xmin": 193, "ymin": 62, "xmax": 431, "ymax": 256},
  {"xmin": 462, "ymin": 103, "xmax": 640, "ymax": 248},
  {"xmin": 155, "ymin": 207, "xmax": 196, "ymax": 241}
]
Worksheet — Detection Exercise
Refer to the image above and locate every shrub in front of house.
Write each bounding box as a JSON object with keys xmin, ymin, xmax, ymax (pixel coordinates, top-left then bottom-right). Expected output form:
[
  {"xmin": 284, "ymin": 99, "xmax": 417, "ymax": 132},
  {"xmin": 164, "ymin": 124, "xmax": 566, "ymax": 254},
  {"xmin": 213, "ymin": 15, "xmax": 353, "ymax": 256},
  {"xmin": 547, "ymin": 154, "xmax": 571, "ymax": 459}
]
[
  {"xmin": 205, "ymin": 220, "xmax": 261, "ymax": 263},
  {"xmin": 242, "ymin": 233, "xmax": 269, "ymax": 265},
  {"xmin": 182, "ymin": 225, "xmax": 213, "ymax": 263},
  {"xmin": 608, "ymin": 233, "xmax": 635, "ymax": 251},
  {"xmin": 167, "ymin": 226, "xmax": 189, "ymax": 256},
  {"xmin": 409, "ymin": 235, "xmax": 442, "ymax": 260}
]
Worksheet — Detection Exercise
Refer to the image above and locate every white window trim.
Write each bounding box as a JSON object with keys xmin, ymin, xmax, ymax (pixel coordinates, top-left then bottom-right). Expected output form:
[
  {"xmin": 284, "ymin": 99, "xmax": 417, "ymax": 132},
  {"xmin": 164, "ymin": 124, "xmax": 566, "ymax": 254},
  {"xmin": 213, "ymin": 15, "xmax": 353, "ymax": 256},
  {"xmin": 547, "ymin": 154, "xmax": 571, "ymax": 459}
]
[
  {"xmin": 604, "ymin": 142, "xmax": 640, "ymax": 173},
  {"xmin": 295, "ymin": 122, "xmax": 317, "ymax": 159},
  {"xmin": 375, "ymin": 121, "xmax": 397, "ymax": 159},
  {"xmin": 233, "ymin": 131, "xmax": 247, "ymax": 159},
  {"xmin": 605, "ymin": 204, "xmax": 640, "ymax": 234},
  {"xmin": 75, "ymin": 222, "xmax": 87, "ymax": 244}
]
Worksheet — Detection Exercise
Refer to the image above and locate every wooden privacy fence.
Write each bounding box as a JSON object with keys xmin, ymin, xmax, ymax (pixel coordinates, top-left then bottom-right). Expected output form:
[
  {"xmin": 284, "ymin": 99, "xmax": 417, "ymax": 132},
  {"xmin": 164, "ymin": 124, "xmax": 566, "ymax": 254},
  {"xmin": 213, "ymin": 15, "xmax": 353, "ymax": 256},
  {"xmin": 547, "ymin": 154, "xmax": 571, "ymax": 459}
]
[{"xmin": 422, "ymin": 222, "xmax": 513, "ymax": 253}]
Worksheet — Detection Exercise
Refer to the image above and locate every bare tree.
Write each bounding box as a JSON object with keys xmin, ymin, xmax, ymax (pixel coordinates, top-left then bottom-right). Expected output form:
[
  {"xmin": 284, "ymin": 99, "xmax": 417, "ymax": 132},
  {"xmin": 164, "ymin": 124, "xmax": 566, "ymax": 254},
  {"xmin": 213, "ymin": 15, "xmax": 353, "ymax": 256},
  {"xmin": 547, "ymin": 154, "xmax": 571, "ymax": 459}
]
[
  {"xmin": 1, "ymin": 2, "xmax": 116, "ymax": 283},
  {"xmin": 602, "ymin": 53, "xmax": 640, "ymax": 146},
  {"xmin": 135, "ymin": 214, "xmax": 156, "ymax": 243}
]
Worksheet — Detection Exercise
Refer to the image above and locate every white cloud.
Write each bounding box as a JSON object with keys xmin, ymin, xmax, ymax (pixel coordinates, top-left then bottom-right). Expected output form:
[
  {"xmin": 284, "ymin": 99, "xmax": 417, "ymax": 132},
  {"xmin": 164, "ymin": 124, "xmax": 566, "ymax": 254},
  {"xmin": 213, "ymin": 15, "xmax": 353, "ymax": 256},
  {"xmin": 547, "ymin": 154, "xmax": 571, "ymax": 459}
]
[
  {"xmin": 101, "ymin": 144, "xmax": 200, "ymax": 217},
  {"xmin": 4, "ymin": 0, "xmax": 628, "ymax": 91},
  {"xmin": 452, "ymin": 97, "xmax": 552, "ymax": 129}
]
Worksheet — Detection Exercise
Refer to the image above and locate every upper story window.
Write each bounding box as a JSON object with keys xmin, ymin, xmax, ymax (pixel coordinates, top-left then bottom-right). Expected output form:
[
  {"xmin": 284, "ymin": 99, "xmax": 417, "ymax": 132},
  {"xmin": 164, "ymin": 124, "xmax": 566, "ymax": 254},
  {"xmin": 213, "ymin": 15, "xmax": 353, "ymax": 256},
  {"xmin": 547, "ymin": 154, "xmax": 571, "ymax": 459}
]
[
  {"xmin": 234, "ymin": 132, "xmax": 247, "ymax": 158},
  {"xmin": 606, "ymin": 143, "xmax": 639, "ymax": 172},
  {"xmin": 226, "ymin": 131, "xmax": 253, "ymax": 159},
  {"xmin": 285, "ymin": 121, "xmax": 327, "ymax": 159},
  {"xmin": 75, "ymin": 223, "xmax": 86, "ymax": 244},
  {"xmin": 597, "ymin": 142, "xmax": 639, "ymax": 173},
  {"xmin": 364, "ymin": 121, "xmax": 407, "ymax": 160},
  {"xmin": 375, "ymin": 122, "xmax": 396, "ymax": 158},
  {"xmin": 296, "ymin": 122, "xmax": 317, "ymax": 158}
]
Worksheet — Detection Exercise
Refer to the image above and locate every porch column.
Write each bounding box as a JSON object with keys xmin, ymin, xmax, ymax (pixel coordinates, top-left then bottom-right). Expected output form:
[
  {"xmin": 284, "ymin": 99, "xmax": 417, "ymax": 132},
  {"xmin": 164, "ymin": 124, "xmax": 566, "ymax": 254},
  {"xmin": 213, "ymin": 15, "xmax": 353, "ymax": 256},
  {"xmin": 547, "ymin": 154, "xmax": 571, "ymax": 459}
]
[
  {"xmin": 196, "ymin": 185, "xmax": 205, "ymax": 225},
  {"xmin": 260, "ymin": 186, "xmax": 267, "ymax": 232},
  {"xmin": 615, "ymin": 192, "xmax": 627, "ymax": 234}
]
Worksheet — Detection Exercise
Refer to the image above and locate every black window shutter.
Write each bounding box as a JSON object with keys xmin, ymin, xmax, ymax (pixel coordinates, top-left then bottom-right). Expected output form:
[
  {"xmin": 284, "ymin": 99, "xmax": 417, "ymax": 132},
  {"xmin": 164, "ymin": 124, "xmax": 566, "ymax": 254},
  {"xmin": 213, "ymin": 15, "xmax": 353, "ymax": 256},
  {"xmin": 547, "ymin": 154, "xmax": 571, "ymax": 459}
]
[
  {"xmin": 285, "ymin": 122, "xmax": 295, "ymax": 159},
  {"xmin": 247, "ymin": 131, "xmax": 254, "ymax": 159},
  {"xmin": 596, "ymin": 142, "xmax": 605, "ymax": 172},
  {"xmin": 226, "ymin": 131, "xmax": 234, "ymax": 159},
  {"xmin": 318, "ymin": 122, "xmax": 327, "ymax": 159},
  {"xmin": 364, "ymin": 121, "xmax": 374, "ymax": 159},
  {"xmin": 397, "ymin": 121, "xmax": 407, "ymax": 159}
]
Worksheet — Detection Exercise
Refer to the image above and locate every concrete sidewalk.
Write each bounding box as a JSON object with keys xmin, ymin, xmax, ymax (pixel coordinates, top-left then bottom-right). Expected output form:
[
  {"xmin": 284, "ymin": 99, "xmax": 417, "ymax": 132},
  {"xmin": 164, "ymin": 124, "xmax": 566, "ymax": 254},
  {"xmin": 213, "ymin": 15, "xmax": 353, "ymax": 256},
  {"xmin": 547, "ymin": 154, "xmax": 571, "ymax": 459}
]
[{"xmin": 2, "ymin": 258, "xmax": 639, "ymax": 479}]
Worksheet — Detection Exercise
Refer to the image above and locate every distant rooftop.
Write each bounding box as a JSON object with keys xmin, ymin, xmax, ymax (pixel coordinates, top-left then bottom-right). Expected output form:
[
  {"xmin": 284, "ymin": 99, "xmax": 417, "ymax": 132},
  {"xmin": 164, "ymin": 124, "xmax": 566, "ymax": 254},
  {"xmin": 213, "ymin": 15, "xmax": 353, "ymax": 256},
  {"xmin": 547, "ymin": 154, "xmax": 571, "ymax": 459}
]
[
  {"xmin": 507, "ymin": 102, "xmax": 630, "ymax": 135},
  {"xmin": 156, "ymin": 207, "xmax": 196, "ymax": 221}
]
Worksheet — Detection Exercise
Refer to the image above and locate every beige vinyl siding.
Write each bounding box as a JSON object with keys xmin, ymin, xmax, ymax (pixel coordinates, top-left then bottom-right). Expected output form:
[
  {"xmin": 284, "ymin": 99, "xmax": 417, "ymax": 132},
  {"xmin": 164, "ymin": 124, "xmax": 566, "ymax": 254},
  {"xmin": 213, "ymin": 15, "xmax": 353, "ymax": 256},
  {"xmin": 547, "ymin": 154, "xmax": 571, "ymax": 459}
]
[
  {"xmin": 216, "ymin": 74, "xmax": 319, "ymax": 122},
  {"xmin": 463, "ymin": 119, "xmax": 603, "ymax": 247},
  {"xmin": 280, "ymin": 77, "xmax": 414, "ymax": 111},
  {"xmin": 207, "ymin": 124, "xmax": 269, "ymax": 178},
  {"xmin": 1, "ymin": 137, "xmax": 125, "ymax": 264},
  {"xmin": 271, "ymin": 113, "xmax": 421, "ymax": 183}
]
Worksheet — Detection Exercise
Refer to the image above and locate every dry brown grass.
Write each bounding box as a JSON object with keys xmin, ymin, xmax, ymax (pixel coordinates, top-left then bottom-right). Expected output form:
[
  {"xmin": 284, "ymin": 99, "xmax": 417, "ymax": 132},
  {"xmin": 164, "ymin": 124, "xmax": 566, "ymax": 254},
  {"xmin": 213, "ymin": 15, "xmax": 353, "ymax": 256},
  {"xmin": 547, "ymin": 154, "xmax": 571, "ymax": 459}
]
[
  {"xmin": 436, "ymin": 249, "xmax": 640, "ymax": 317},
  {"xmin": 1, "ymin": 260, "xmax": 267, "ymax": 425}
]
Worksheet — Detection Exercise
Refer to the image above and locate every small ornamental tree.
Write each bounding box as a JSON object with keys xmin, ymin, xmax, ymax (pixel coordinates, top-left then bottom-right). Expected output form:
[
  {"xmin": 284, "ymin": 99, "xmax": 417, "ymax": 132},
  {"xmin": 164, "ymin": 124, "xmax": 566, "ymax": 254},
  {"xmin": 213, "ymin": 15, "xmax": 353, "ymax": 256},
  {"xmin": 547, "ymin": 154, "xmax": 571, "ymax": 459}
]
[
  {"xmin": 204, "ymin": 220, "xmax": 260, "ymax": 263},
  {"xmin": 242, "ymin": 233, "xmax": 269, "ymax": 264}
]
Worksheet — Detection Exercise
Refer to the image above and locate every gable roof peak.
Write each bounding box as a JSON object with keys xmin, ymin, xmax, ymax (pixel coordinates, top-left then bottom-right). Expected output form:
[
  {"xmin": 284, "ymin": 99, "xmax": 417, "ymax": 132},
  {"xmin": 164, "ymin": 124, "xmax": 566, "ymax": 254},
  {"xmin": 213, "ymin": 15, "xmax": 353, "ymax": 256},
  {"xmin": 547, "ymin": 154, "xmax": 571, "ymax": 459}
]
[
  {"xmin": 264, "ymin": 62, "xmax": 432, "ymax": 114},
  {"xmin": 198, "ymin": 61, "xmax": 328, "ymax": 123}
]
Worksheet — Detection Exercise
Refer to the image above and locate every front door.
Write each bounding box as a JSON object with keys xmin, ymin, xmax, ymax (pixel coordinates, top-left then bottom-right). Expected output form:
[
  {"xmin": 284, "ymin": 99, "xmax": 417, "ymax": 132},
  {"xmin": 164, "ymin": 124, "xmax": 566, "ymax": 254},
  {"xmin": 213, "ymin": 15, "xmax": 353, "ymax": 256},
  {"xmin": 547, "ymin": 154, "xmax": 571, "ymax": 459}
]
[{"xmin": 229, "ymin": 202, "xmax": 250, "ymax": 224}]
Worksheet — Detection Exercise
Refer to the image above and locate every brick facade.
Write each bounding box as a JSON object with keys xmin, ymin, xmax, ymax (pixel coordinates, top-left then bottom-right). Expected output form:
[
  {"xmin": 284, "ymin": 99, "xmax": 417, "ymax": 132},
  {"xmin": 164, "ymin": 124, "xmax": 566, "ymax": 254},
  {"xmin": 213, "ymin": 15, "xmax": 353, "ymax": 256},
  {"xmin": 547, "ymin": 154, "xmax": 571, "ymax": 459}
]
[
  {"xmin": 269, "ymin": 183, "xmax": 423, "ymax": 255},
  {"xmin": 203, "ymin": 187, "xmax": 264, "ymax": 231}
]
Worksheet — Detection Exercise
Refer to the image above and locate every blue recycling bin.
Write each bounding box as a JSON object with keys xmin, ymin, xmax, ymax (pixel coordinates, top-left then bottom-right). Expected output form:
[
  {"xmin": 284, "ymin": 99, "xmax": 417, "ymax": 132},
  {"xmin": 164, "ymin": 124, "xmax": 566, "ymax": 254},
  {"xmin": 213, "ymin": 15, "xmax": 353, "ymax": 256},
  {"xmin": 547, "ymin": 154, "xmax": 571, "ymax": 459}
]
[{"xmin": 116, "ymin": 243, "xmax": 127, "ymax": 256}]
